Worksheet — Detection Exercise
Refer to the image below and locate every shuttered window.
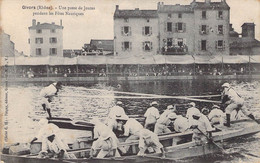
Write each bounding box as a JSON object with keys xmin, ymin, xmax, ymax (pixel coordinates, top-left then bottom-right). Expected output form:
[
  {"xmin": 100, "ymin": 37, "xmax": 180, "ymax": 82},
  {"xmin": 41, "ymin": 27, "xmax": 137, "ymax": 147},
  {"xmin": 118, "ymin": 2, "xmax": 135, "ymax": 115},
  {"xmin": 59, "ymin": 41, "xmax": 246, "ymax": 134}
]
[
  {"xmin": 122, "ymin": 41, "xmax": 132, "ymax": 51},
  {"xmin": 121, "ymin": 26, "xmax": 131, "ymax": 36},
  {"xmin": 143, "ymin": 26, "xmax": 152, "ymax": 36},
  {"xmin": 143, "ymin": 41, "xmax": 153, "ymax": 51}
]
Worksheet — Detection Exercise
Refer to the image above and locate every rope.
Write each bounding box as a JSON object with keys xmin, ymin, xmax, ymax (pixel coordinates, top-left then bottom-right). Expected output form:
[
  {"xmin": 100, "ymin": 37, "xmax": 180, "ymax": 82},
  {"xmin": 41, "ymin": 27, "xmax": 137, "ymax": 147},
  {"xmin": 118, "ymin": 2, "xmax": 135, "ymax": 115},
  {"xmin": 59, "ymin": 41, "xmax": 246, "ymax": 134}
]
[{"xmin": 59, "ymin": 95, "xmax": 221, "ymax": 103}]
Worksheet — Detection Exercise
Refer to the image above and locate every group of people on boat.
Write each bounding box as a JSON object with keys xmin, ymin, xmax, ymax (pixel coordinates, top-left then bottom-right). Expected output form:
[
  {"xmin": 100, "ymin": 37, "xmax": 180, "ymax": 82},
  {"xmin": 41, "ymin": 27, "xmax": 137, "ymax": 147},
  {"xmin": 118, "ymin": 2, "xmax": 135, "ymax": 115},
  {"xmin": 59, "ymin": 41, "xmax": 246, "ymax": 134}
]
[{"xmin": 33, "ymin": 81, "xmax": 259, "ymax": 159}]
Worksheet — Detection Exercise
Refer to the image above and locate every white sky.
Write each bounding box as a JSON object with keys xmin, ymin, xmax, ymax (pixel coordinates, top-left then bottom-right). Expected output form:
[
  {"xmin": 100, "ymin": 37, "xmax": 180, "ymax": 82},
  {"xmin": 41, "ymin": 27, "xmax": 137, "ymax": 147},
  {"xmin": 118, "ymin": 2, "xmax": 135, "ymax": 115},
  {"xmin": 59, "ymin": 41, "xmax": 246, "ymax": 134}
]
[{"xmin": 1, "ymin": 0, "xmax": 259, "ymax": 55}]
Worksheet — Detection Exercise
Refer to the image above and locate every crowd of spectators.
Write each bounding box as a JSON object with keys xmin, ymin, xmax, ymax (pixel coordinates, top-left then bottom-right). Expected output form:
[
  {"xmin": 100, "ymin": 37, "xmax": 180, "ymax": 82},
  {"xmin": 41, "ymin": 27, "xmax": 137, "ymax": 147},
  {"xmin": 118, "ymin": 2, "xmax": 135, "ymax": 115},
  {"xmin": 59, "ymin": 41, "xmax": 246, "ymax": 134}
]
[{"xmin": 2, "ymin": 64, "xmax": 260, "ymax": 78}]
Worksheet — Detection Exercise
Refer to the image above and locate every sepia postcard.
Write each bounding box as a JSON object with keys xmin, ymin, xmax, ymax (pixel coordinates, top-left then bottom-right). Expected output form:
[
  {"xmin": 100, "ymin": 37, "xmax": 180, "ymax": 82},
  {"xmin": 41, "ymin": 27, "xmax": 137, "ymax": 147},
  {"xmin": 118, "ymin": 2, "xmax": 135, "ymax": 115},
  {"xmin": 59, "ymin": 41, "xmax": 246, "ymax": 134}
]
[{"xmin": 1, "ymin": 0, "xmax": 260, "ymax": 162}]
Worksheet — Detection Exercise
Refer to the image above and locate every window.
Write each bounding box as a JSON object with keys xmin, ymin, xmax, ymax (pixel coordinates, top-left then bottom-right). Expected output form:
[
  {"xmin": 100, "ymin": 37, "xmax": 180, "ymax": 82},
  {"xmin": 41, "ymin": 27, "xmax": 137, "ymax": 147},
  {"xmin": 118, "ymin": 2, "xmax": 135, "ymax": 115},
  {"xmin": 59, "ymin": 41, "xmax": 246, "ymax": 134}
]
[
  {"xmin": 124, "ymin": 18, "xmax": 129, "ymax": 22},
  {"xmin": 167, "ymin": 22, "xmax": 172, "ymax": 32},
  {"xmin": 36, "ymin": 29, "xmax": 42, "ymax": 33},
  {"xmin": 28, "ymin": 39, "xmax": 30, "ymax": 44},
  {"xmin": 51, "ymin": 29, "xmax": 56, "ymax": 33},
  {"xmin": 121, "ymin": 26, "xmax": 131, "ymax": 36},
  {"xmin": 36, "ymin": 48, "xmax": 41, "ymax": 55},
  {"xmin": 218, "ymin": 25, "xmax": 223, "ymax": 35},
  {"xmin": 178, "ymin": 13, "xmax": 182, "ymax": 18},
  {"xmin": 176, "ymin": 22, "xmax": 186, "ymax": 32},
  {"xmin": 49, "ymin": 37, "xmax": 57, "ymax": 43},
  {"xmin": 35, "ymin": 38, "xmax": 43, "ymax": 44},
  {"xmin": 167, "ymin": 38, "xmax": 173, "ymax": 47},
  {"xmin": 202, "ymin": 11, "xmax": 207, "ymax": 19},
  {"xmin": 143, "ymin": 26, "xmax": 152, "ymax": 36},
  {"xmin": 122, "ymin": 41, "xmax": 132, "ymax": 51},
  {"xmin": 201, "ymin": 40, "xmax": 207, "ymax": 51},
  {"xmin": 218, "ymin": 11, "xmax": 223, "ymax": 19},
  {"xmin": 143, "ymin": 41, "xmax": 153, "ymax": 51},
  {"xmin": 168, "ymin": 14, "xmax": 172, "ymax": 18},
  {"xmin": 201, "ymin": 25, "xmax": 207, "ymax": 34},
  {"xmin": 50, "ymin": 48, "xmax": 57, "ymax": 55},
  {"xmin": 216, "ymin": 40, "xmax": 225, "ymax": 50},
  {"xmin": 177, "ymin": 38, "xmax": 183, "ymax": 47}
]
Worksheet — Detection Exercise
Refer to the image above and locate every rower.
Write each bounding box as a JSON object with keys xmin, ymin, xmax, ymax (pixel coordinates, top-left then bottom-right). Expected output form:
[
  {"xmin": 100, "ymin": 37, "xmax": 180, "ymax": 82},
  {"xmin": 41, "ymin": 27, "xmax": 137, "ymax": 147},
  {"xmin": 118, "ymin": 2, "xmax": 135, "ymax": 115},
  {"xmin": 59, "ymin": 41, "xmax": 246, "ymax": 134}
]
[
  {"xmin": 144, "ymin": 101, "xmax": 160, "ymax": 132},
  {"xmin": 186, "ymin": 102, "xmax": 200, "ymax": 126},
  {"xmin": 221, "ymin": 82, "xmax": 260, "ymax": 127},
  {"xmin": 154, "ymin": 113, "xmax": 178, "ymax": 135},
  {"xmin": 189, "ymin": 109, "xmax": 215, "ymax": 145},
  {"xmin": 31, "ymin": 119, "xmax": 75, "ymax": 159},
  {"xmin": 90, "ymin": 128, "xmax": 121, "ymax": 158},
  {"xmin": 207, "ymin": 105, "xmax": 225, "ymax": 125},
  {"xmin": 90, "ymin": 117, "xmax": 109, "ymax": 140},
  {"xmin": 160, "ymin": 105, "xmax": 177, "ymax": 120},
  {"xmin": 108, "ymin": 101, "xmax": 126, "ymax": 120},
  {"xmin": 40, "ymin": 82, "xmax": 62, "ymax": 118},
  {"xmin": 137, "ymin": 128, "xmax": 165, "ymax": 157},
  {"xmin": 172, "ymin": 114, "xmax": 190, "ymax": 145},
  {"xmin": 116, "ymin": 115, "xmax": 143, "ymax": 153}
]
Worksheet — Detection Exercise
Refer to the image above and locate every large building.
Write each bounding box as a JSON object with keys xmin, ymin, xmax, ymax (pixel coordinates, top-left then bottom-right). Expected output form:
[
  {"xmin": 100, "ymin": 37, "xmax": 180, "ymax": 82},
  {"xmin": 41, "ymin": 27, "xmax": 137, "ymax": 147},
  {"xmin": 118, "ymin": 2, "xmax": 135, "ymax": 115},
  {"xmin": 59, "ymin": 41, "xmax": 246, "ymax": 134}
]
[
  {"xmin": 114, "ymin": 6, "xmax": 159, "ymax": 56},
  {"xmin": 114, "ymin": 0, "xmax": 230, "ymax": 56},
  {"xmin": 0, "ymin": 31, "xmax": 15, "ymax": 57},
  {"xmin": 28, "ymin": 19, "xmax": 63, "ymax": 57}
]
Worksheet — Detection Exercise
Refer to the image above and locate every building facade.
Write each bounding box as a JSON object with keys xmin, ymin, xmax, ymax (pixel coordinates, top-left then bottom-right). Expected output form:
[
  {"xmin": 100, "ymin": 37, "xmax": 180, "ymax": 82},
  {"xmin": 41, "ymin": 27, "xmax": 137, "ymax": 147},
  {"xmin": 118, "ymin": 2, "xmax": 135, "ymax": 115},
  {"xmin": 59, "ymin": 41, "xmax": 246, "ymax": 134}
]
[
  {"xmin": 114, "ymin": 0, "xmax": 230, "ymax": 56},
  {"xmin": 28, "ymin": 19, "xmax": 63, "ymax": 57},
  {"xmin": 114, "ymin": 6, "xmax": 159, "ymax": 56},
  {"xmin": 0, "ymin": 31, "xmax": 15, "ymax": 57}
]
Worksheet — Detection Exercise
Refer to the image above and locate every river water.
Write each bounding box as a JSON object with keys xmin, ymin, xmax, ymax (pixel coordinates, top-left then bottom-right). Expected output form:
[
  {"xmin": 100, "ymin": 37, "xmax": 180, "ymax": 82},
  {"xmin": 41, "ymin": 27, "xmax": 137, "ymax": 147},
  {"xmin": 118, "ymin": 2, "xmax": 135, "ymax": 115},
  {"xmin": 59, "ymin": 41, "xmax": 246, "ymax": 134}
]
[{"xmin": 2, "ymin": 79, "xmax": 260, "ymax": 162}]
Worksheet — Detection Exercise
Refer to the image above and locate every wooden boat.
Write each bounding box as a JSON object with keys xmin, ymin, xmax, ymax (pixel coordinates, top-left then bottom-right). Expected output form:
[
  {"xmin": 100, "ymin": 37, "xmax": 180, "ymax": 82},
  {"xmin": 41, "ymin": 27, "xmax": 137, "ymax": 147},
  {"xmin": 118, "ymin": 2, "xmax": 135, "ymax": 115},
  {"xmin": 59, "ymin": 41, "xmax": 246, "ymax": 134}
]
[{"xmin": 2, "ymin": 118, "xmax": 260, "ymax": 163}]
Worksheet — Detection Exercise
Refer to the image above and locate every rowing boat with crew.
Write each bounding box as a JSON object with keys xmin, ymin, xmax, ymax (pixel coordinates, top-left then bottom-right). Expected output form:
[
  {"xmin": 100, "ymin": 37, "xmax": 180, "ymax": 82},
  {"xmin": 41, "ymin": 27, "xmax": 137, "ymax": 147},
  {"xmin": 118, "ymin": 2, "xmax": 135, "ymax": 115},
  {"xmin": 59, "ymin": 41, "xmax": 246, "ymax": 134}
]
[{"xmin": 1, "ymin": 117, "xmax": 260, "ymax": 163}]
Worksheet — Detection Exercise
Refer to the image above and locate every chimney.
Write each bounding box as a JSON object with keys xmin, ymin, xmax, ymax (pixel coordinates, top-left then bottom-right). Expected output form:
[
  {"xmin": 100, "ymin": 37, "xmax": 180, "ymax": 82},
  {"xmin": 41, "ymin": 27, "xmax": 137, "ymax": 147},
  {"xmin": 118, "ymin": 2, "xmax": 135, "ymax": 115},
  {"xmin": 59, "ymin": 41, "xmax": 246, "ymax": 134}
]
[
  {"xmin": 205, "ymin": 0, "xmax": 211, "ymax": 3},
  {"xmin": 60, "ymin": 19, "xmax": 62, "ymax": 26},
  {"xmin": 52, "ymin": 22, "xmax": 55, "ymax": 25},
  {"xmin": 229, "ymin": 24, "xmax": 233, "ymax": 31},
  {"xmin": 32, "ymin": 19, "xmax": 36, "ymax": 26},
  {"xmin": 116, "ymin": 5, "xmax": 119, "ymax": 10},
  {"xmin": 241, "ymin": 23, "xmax": 255, "ymax": 39},
  {"xmin": 37, "ymin": 22, "xmax": 40, "ymax": 25}
]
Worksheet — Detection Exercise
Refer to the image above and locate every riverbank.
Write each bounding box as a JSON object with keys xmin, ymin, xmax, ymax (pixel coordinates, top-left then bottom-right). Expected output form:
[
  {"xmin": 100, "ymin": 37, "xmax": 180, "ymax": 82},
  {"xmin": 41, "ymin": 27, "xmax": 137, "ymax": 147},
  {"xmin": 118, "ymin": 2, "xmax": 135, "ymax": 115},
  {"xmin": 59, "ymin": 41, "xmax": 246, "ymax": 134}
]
[{"xmin": 2, "ymin": 74, "xmax": 260, "ymax": 84}]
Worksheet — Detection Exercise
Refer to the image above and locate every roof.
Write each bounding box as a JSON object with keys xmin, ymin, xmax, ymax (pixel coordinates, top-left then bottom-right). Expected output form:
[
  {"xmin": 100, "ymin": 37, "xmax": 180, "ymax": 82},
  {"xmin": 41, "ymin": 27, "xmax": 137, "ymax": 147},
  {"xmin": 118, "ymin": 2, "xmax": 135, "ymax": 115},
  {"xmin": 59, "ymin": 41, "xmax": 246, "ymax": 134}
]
[
  {"xmin": 158, "ymin": 5, "xmax": 194, "ymax": 13},
  {"xmin": 29, "ymin": 23, "xmax": 63, "ymax": 30},
  {"xmin": 192, "ymin": 2, "xmax": 230, "ymax": 10},
  {"xmin": 230, "ymin": 37, "xmax": 260, "ymax": 48},
  {"xmin": 90, "ymin": 39, "xmax": 114, "ymax": 51},
  {"xmin": 241, "ymin": 23, "xmax": 255, "ymax": 27},
  {"xmin": 114, "ymin": 9, "xmax": 158, "ymax": 18}
]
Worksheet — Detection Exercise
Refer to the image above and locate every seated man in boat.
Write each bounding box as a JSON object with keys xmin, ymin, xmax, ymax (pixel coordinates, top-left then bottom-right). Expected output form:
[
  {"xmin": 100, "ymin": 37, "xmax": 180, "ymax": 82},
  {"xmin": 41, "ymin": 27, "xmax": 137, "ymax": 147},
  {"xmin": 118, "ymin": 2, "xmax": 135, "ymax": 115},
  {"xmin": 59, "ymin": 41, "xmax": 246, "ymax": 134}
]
[
  {"xmin": 189, "ymin": 109, "xmax": 215, "ymax": 145},
  {"xmin": 221, "ymin": 82, "xmax": 260, "ymax": 127},
  {"xmin": 144, "ymin": 101, "xmax": 160, "ymax": 132},
  {"xmin": 207, "ymin": 105, "xmax": 225, "ymax": 125},
  {"xmin": 137, "ymin": 129, "xmax": 165, "ymax": 157},
  {"xmin": 90, "ymin": 117, "xmax": 110, "ymax": 139},
  {"xmin": 160, "ymin": 105, "xmax": 177, "ymax": 119},
  {"xmin": 116, "ymin": 115, "xmax": 143, "ymax": 153},
  {"xmin": 90, "ymin": 128, "xmax": 121, "ymax": 158},
  {"xmin": 154, "ymin": 113, "xmax": 178, "ymax": 135},
  {"xmin": 40, "ymin": 82, "xmax": 62, "ymax": 118},
  {"xmin": 186, "ymin": 102, "xmax": 200, "ymax": 126},
  {"xmin": 171, "ymin": 113, "xmax": 191, "ymax": 145}
]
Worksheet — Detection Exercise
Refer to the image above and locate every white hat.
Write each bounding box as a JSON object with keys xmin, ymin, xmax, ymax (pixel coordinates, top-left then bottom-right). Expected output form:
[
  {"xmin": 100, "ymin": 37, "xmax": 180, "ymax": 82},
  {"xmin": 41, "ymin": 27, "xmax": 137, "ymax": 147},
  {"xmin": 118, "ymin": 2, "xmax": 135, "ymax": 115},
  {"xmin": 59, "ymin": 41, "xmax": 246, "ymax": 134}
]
[
  {"xmin": 151, "ymin": 101, "xmax": 158, "ymax": 106},
  {"xmin": 116, "ymin": 101, "xmax": 123, "ymax": 105},
  {"xmin": 167, "ymin": 105, "xmax": 174, "ymax": 110},
  {"xmin": 188, "ymin": 102, "xmax": 196, "ymax": 107},
  {"xmin": 222, "ymin": 83, "xmax": 230, "ymax": 88},
  {"xmin": 115, "ymin": 114, "xmax": 129, "ymax": 121},
  {"xmin": 168, "ymin": 113, "xmax": 178, "ymax": 120},
  {"xmin": 212, "ymin": 105, "xmax": 220, "ymax": 109}
]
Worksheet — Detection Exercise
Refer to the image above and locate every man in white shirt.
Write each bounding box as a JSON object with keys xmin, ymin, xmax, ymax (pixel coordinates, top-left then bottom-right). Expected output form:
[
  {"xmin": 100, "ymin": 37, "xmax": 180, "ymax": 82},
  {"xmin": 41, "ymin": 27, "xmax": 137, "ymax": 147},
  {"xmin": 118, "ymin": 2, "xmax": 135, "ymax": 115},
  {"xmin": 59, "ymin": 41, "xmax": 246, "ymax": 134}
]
[
  {"xmin": 144, "ymin": 101, "xmax": 160, "ymax": 131},
  {"xmin": 138, "ymin": 129, "xmax": 165, "ymax": 157},
  {"xmin": 186, "ymin": 102, "xmax": 200, "ymax": 126},
  {"xmin": 40, "ymin": 82, "xmax": 62, "ymax": 118},
  {"xmin": 189, "ymin": 109, "xmax": 214, "ymax": 145},
  {"xmin": 221, "ymin": 83, "xmax": 260, "ymax": 127},
  {"xmin": 154, "ymin": 113, "xmax": 177, "ymax": 135},
  {"xmin": 208, "ymin": 105, "xmax": 225, "ymax": 125}
]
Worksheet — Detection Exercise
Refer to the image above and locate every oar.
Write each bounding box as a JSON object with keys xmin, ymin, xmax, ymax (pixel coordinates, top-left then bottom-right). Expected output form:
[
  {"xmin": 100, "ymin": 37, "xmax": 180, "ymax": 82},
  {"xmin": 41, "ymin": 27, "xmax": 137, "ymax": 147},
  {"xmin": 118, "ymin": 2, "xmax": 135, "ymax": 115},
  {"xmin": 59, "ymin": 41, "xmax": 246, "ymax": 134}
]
[
  {"xmin": 142, "ymin": 155, "xmax": 178, "ymax": 161},
  {"xmin": 195, "ymin": 127, "xmax": 229, "ymax": 154}
]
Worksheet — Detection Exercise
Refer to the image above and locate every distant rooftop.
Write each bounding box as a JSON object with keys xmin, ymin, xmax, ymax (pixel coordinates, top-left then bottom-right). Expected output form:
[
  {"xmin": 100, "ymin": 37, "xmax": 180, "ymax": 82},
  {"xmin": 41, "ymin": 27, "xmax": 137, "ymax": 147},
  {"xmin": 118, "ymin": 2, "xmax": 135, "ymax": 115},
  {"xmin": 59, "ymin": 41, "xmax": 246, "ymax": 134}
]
[
  {"xmin": 191, "ymin": 1, "xmax": 230, "ymax": 10},
  {"xmin": 242, "ymin": 23, "xmax": 255, "ymax": 27},
  {"xmin": 29, "ymin": 19, "xmax": 63, "ymax": 30},
  {"xmin": 230, "ymin": 37, "xmax": 260, "ymax": 48},
  {"xmin": 114, "ymin": 6, "xmax": 158, "ymax": 18},
  {"xmin": 90, "ymin": 39, "xmax": 114, "ymax": 51}
]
